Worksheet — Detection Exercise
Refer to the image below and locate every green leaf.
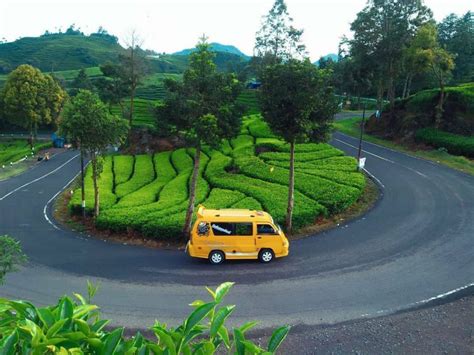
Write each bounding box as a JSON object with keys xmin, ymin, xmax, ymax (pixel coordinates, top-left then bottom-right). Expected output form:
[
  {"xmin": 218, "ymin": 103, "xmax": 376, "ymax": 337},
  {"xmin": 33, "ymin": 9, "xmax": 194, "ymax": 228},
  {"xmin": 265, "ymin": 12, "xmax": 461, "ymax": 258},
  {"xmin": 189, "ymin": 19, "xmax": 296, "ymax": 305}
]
[
  {"xmin": 233, "ymin": 328, "xmax": 245, "ymax": 355},
  {"xmin": 242, "ymin": 340, "xmax": 264, "ymax": 354},
  {"xmin": 239, "ymin": 321, "xmax": 259, "ymax": 334},
  {"xmin": 73, "ymin": 293, "xmax": 87, "ymax": 306},
  {"xmin": 37, "ymin": 308, "xmax": 55, "ymax": 328},
  {"xmin": 0, "ymin": 331, "xmax": 18, "ymax": 355},
  {"xmin": 205, "ymin": 287, "xmax": 216, "ymax": 300},
  {"xmin": 152, "ymin": 327, "xmax": 176, "ymax": 355},
  {"xmin": 193, "ymin": 341, "xmax": 215, "ymax": 355},
  {"xmin": 46, "ymin": 319, "xmax": 67, "ymax": 338},
  {"xmin": 214, "ymin": 282, "xmax": 234, "ymax": 303},
  {"xmin": 217, "ymin": 326, "xmax": 230, "ymax": 348},
  {"xmin": 74, "ymin": 319, "xmax": 90, "ymax": 336},
  {"xmin": 59, "ymin": 297, "xmax": 74, "ymax": 319},
  {"xmin": 101, "ymin": 327, "xmax": 123, "ymax": 355},
  {"xmin": 85, "ymin": 337, "xmax": 103, "ymax": 349},
  {"xmin": 91, "ymin": 319, "xmax": 109, "ymax": 333},
  {"xmin": 146, "ymin": 343, "xmax": 164, "ymax": 355},
  {"xmin": 73, "ymin": 304, "xmax": 99, "ymax": 319},
  {"xmin": 267, "ymin": 326, "xmax": 290, "ymax": 353},
  {"xmin": 183, "ymin": 302, "xmax": 216, "ymax": 335},
  {"xmin": 188, "ymin": 300, "xmax": 205, "ymax": 308},
  {"xmin": 210, "ymin": 305, "xmax": 235, "ymax": 338}
]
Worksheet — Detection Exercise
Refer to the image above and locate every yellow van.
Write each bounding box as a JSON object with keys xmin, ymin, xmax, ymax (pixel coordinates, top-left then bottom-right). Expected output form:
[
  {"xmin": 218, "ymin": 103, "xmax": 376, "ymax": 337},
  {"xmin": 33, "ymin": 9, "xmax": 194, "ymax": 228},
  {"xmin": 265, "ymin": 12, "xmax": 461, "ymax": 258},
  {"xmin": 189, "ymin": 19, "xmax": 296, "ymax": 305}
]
[{"xmin": 186, "ymin": 205, "xmax": 289, "ymax": 264}]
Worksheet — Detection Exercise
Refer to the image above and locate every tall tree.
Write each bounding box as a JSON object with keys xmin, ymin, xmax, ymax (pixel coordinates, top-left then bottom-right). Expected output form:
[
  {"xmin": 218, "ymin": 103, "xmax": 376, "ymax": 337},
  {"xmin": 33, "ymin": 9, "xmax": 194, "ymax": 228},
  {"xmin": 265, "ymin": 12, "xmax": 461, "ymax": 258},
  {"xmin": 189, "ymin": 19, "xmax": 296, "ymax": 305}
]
[
  {"xmin": 259, "ymin": 60, "xmax": 338, "ymax": 232},
  {"xmin": 70, "ymin": 68, "xmax": 94, "ymax": 96},
  {"xmin": 2, "ymin": 64, "xmax": 66, "ymax": 149},
  {"xmin": 157, "ymin": 38, "xmax": 243, "ymax": 238},
  {"xmin": 60, "ymin": 90, "xmax": 128, "ymax": 217},
  {"xmin": 411, "ymin": 24, "xmax": 455, "ymax": 126},
  {"xmin": 121, "ymin": 30, "xmax": 147, "ymax": 127},
  {"xmin": 438, "ymin": 11, "xmax": 473, "ymax": 83},
  {"xmin": 95, "ymin": 63, "xmax": 130, "ymax": 117},
  {"xmin": 349, "ymin": 0, "xmax": 432, "ymax": 110},
  {"xmin": 254, "ymin": 0, "xmax": 306, "ymax": 72}
]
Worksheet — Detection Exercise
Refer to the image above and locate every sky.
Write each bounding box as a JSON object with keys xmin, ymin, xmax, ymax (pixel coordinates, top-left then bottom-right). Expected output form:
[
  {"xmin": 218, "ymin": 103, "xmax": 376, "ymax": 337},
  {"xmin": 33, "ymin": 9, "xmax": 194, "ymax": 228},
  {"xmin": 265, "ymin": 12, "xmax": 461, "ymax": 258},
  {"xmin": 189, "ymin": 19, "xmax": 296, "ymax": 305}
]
[{"xmin": 1, "ymin": 0, "xmax": 472, "ymax": 61}]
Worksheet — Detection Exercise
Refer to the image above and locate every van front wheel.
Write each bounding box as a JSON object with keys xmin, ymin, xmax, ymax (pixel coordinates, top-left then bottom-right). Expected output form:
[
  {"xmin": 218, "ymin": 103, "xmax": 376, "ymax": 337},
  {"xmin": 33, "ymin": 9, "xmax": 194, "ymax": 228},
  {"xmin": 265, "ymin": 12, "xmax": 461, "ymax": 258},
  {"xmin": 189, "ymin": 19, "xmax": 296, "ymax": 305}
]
[
  {"xmin": 259, "ymin": 249, "xmax": 274, "ymax": 263},
  {"xmin": 209, "ymin": 250, "xmax": 225, "ymax": 265}
]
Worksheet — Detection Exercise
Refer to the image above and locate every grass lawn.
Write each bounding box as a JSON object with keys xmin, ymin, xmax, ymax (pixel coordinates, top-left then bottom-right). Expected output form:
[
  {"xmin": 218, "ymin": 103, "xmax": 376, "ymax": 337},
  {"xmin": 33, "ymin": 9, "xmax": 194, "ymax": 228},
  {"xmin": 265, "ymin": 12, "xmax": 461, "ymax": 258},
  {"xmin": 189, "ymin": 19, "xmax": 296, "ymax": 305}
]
[{"xmin": 333, "ymin": 117, "xmax": 474, "ymax": 176}]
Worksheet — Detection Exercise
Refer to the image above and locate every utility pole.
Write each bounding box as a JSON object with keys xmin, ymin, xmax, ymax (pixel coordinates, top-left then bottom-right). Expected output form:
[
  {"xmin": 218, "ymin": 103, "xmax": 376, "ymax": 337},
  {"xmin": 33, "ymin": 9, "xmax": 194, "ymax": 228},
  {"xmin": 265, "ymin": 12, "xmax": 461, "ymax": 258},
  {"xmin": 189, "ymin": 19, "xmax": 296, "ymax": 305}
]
[
  {"xmin": 80, "ymin": 148, "xmax": 86, "ymax": 218},
  {"xmin": 357, "ymin": 101, "xmax": 366, "ymax": 171}
]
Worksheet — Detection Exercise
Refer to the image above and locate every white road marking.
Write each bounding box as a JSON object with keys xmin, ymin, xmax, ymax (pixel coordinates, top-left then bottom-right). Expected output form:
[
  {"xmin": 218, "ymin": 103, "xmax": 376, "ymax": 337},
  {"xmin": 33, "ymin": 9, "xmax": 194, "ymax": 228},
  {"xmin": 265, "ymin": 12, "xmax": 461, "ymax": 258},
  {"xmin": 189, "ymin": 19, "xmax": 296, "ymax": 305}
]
[
  {"xmin": 334, "ymin": 139, "xmax": 395, "ymax": 163},
  {"xmin": 358, "ymin": 282, "xmax": 474, "ymax": 319},
  {"xmin": 362, "ymin": 168, "xmax": 385, "ymax": 189},
  {"xmin": 0, "ymin": 154, "xmax": 79, "ymax": 201},
  {"xmin": 43, "ymin": 171, "xmax": 82, "ymax": 230}
]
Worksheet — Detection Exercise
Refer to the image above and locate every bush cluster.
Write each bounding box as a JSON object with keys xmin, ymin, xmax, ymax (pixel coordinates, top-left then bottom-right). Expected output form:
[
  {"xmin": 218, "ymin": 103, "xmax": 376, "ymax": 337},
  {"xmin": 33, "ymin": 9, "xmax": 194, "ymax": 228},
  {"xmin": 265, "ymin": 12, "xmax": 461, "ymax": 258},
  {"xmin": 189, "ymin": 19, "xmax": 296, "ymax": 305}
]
[
  {"xmin": 415, "ymin": 127, "xmax": 474, "ymax": 157},
  {"xmin": 70, "ymin": 116, "xmax": 365, "ymax": 239}
]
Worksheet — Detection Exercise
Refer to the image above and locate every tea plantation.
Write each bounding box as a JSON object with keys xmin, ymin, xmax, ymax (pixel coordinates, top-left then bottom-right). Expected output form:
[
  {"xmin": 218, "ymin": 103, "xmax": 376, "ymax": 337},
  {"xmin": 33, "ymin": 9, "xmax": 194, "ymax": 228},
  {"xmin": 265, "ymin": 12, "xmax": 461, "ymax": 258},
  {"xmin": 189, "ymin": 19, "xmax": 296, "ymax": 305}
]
[{"xmin": 69, "ymin": 115, "xmax": 365, "ymax": 239}]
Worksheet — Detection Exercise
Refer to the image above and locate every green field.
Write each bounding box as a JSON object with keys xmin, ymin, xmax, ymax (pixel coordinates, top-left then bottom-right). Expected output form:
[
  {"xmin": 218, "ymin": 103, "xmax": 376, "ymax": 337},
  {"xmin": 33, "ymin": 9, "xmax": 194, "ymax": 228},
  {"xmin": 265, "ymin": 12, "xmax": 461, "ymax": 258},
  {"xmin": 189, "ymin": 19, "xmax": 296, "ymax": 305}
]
[
  {"xmin": 69, "ymin": 115, "xmax": 365, "ymax": 239},
  {"xmin": 0, "ymin": 139, "xmax": 51, "ymax": 166}
]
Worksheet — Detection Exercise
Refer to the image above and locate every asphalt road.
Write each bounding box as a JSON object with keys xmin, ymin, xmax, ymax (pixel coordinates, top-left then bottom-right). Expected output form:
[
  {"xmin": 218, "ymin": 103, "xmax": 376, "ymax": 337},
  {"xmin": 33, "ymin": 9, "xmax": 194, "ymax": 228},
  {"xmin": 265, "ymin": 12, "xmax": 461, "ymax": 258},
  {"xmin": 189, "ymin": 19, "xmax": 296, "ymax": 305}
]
[{"xmin": 0, "ymin": 130, "xmax": 473, "ymax": 330}]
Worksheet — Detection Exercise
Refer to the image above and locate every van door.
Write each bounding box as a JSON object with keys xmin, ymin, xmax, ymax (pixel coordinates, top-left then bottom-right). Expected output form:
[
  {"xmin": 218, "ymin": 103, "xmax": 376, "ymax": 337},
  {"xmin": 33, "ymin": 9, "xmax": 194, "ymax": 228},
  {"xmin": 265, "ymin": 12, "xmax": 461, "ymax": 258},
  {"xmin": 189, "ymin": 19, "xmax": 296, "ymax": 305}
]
[
  {"xmin": 255, "ymin": 223, "xmax": 282, "ymax": 254},
  {"xmin": 210, "ymin": 222, "xmax": 256, "ymax": 258}
]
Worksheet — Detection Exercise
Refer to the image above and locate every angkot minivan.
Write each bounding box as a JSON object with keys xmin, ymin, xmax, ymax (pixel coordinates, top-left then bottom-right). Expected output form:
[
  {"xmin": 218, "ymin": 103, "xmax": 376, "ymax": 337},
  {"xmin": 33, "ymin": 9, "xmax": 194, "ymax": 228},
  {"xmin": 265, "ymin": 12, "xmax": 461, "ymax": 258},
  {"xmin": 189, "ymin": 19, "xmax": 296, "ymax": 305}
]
[{"xmin": 186, "ymin": 205, "xmax": 290, "ymax": 264}]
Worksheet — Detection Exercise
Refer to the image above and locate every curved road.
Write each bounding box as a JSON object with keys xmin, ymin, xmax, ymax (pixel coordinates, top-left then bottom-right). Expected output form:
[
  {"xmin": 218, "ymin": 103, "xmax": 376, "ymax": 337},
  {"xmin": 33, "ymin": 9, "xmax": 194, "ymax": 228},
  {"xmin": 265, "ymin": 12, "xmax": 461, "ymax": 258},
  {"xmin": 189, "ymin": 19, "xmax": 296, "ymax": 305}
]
[{"xmin": 0, "ymin": 131, "xmax": 473, "ymax": 329}]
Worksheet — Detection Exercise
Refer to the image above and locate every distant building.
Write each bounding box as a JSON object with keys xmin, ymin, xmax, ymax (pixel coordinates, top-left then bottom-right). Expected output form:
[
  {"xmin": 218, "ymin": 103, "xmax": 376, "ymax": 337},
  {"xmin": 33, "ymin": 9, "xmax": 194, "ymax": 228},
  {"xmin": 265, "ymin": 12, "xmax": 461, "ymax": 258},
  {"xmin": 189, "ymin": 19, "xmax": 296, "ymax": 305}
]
[{"xmin": 246, "ymin": 80, "xmax": 261, "ymax": 89}]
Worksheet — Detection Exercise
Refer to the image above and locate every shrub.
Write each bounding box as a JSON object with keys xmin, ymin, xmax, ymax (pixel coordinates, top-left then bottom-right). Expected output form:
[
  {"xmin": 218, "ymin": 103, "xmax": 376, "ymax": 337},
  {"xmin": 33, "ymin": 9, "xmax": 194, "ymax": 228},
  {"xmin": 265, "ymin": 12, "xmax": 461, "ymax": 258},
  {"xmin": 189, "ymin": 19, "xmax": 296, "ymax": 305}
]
[
  {"xmin": 259, "ymin": 148, "xmax": 344, "ymax": 162},
  {"xmin": 0, "ymin": 282, "xmax": 289, "ymax": 354},
  {"xmin": 115, "ymin": 155, "xmax": 155, "ymax": 198},
  {"xmin": 116, "ymin": 152, "xmax": 176, "ymax": 208},
  {"xmin": 415, "ymin": 127, "xmax": 474, "ymax": 157},
  {"xmin": 113, "ymin": 155, "xmax": 134, "ymax": 186}
]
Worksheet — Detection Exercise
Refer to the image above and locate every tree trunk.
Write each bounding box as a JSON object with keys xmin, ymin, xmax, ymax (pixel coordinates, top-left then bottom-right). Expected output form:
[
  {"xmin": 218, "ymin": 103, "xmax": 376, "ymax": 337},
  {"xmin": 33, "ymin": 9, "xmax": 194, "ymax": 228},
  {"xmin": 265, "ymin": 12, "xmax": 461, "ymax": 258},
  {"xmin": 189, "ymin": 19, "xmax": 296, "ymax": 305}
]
[
  {"xmin": 182, "ymin": 145, "xmax": 201, "ymax": 239},
  {"xmin": 406, "ymin": 75, "xmax": 413, "ymax": 98},
  {"xmin": 402, "ymin": 74, "xmax": 409, "ymax": 99},
  {"xmin": 129, "ymin": 87, "xmax": 135, "ymax": 127},
  {"xmin": 435, "ymin": 79, "xmax": 445, "ymax": 129},
  {"xmin": 285, "ymin": 140, "xmax": 295, "ymax": 233},
  {"xmin": 80, "ymin": 149, "xmax": 86, "ymax": 218},
  {"xmin": 91, "ymin": 153, "xmax": 100, "ymax": 217},
  {"xmin": 376, "ymin": 81, "xmax": 384, "ymax": 112}
]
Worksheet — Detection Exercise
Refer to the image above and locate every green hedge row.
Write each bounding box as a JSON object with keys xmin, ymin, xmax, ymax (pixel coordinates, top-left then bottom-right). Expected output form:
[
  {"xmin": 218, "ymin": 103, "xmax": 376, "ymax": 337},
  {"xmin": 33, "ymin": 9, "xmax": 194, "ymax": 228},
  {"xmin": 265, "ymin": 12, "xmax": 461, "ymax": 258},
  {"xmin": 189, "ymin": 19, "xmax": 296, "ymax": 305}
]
[
  {"xmin": 204, "ymin": 151, "xmax": 326, "ymax": 229},
  {"xmin": 415, "ymin": 127, "xmax": 474, "ymax": 157},
  {"xmin": 115, "ymin": 155, "xmax": 155, "ymax": 198},
  {"xmin": 236, "ymin": 155, "xmax": 363, "ymax": 214},
  {"xmin": 259, "ymin": 148, "xmax": 344, "ymax": 162},
  {"xmin": 266, "ymin": 156, "xmax": 358, "ymax": 172},
  {"xmin": 113, "ymin": 155, "xmax": 134, "ymax": 186},
  {"xmin": 115, "ymin": 152, "xmax": 176, "ymax": 208}
]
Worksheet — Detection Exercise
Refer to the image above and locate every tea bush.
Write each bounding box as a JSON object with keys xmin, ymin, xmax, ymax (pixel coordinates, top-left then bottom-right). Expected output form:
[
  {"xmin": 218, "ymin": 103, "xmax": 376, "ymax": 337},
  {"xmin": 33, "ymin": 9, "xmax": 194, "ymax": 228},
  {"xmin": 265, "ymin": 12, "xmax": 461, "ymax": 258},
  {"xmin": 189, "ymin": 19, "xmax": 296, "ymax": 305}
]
[
  {"xmin": 0, "ymin": 282, "xmax": 290, "ymax": 354},
  {"xmin": 415, "ymin": 127, "xmax": 474, "ymax": 157},
  {"xmin": 70, "ymin": 115, "xmax": 365, "ymax": 238}
]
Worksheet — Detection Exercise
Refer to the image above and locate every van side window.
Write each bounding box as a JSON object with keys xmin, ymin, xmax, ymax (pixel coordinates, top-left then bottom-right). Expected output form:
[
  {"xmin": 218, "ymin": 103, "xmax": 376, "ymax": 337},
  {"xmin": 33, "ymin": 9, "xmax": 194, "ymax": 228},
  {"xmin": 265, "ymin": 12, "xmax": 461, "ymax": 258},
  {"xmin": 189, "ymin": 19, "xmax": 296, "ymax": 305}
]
[
  {"xmin": 257, "ymin": 224, "xmax": 277, "ymax": 235},
  {"xmin": 211, "ymin": 222, "xmax": 253, "ymax": 236}
]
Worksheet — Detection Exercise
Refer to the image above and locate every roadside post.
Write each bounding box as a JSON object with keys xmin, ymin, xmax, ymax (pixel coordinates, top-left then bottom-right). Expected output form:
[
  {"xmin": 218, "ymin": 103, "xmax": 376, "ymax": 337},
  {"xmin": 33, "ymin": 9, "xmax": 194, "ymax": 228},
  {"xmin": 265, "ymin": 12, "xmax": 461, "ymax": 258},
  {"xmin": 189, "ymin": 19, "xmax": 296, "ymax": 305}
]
[{"xmin": 357, "ymin": 101, "xmax": 367, "ymax": 171}]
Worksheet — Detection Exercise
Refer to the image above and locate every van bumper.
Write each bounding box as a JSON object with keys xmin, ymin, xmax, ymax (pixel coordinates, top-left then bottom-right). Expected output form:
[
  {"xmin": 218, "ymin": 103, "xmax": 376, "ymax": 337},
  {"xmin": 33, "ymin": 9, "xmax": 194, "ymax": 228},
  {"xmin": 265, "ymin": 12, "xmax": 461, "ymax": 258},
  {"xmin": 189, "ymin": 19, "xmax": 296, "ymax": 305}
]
[
  {"xmin": 277, "ymin": 246, "xmax": 289, "ymax": 258},
  {"xmin": 186, "ymin": 242, "xmax": 206, "ymax": 259}
]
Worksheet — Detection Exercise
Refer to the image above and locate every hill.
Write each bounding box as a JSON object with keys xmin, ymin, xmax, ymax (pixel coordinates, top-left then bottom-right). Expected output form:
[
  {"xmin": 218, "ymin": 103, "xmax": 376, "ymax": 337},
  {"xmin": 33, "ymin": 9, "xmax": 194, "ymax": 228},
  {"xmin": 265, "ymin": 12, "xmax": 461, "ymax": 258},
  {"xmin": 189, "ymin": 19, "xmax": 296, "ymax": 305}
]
[
  {"xmin": 314, "ymin": 53, "xmax": 338, "ymax": 66},
  {"xmin": 0, "ymin": 33, "xmax": 124, "ymax": 73},
  {"xmin": 173, "ymin": 42, "xmax": 249, "ymax": 58}
]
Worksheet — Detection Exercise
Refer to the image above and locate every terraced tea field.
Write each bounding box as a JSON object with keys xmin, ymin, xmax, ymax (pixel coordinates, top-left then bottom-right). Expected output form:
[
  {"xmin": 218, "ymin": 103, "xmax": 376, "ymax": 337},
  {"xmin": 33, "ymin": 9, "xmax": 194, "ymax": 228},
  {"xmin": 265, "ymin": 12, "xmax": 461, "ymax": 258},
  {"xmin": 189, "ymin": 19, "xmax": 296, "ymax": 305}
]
[{"xmin": 70, "ymin": 115, "xmax": 365, "ymax": 239}]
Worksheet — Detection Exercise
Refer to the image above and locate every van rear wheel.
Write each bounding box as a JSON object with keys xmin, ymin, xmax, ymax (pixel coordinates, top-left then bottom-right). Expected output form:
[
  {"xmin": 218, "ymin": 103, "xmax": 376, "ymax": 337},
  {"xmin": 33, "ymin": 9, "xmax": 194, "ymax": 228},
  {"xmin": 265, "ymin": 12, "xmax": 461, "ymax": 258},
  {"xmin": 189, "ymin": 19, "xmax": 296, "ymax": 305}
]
[
  {"xmin": 259, "ymin": 249, "xmax": 274, "ymax": 263},
  {"xmin": 209, "ymin": 250, "xmax": 225, "ymax": 265}
]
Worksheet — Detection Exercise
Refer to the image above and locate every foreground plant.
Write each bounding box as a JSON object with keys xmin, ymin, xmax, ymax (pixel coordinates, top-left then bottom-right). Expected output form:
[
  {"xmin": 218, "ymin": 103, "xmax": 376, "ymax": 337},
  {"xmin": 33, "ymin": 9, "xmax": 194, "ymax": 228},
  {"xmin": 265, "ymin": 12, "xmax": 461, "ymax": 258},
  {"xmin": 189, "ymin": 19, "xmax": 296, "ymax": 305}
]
[
  {"xmin": 0, "ymin": 282, "xmax": 289, "ymax": 354},
  {"xmin": 0, "ymin": 235, "xmax": 27, "ymax": 285}
]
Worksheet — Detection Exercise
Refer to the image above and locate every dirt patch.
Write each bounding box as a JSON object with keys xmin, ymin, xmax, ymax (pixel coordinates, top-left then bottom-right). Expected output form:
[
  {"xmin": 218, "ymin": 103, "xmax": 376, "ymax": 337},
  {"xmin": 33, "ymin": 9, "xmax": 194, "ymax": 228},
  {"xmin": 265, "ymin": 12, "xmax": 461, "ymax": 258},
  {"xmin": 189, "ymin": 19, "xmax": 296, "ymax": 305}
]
[{"xmin": 53, "ymin": 175, "xmax": 380, "ymax": 250}]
